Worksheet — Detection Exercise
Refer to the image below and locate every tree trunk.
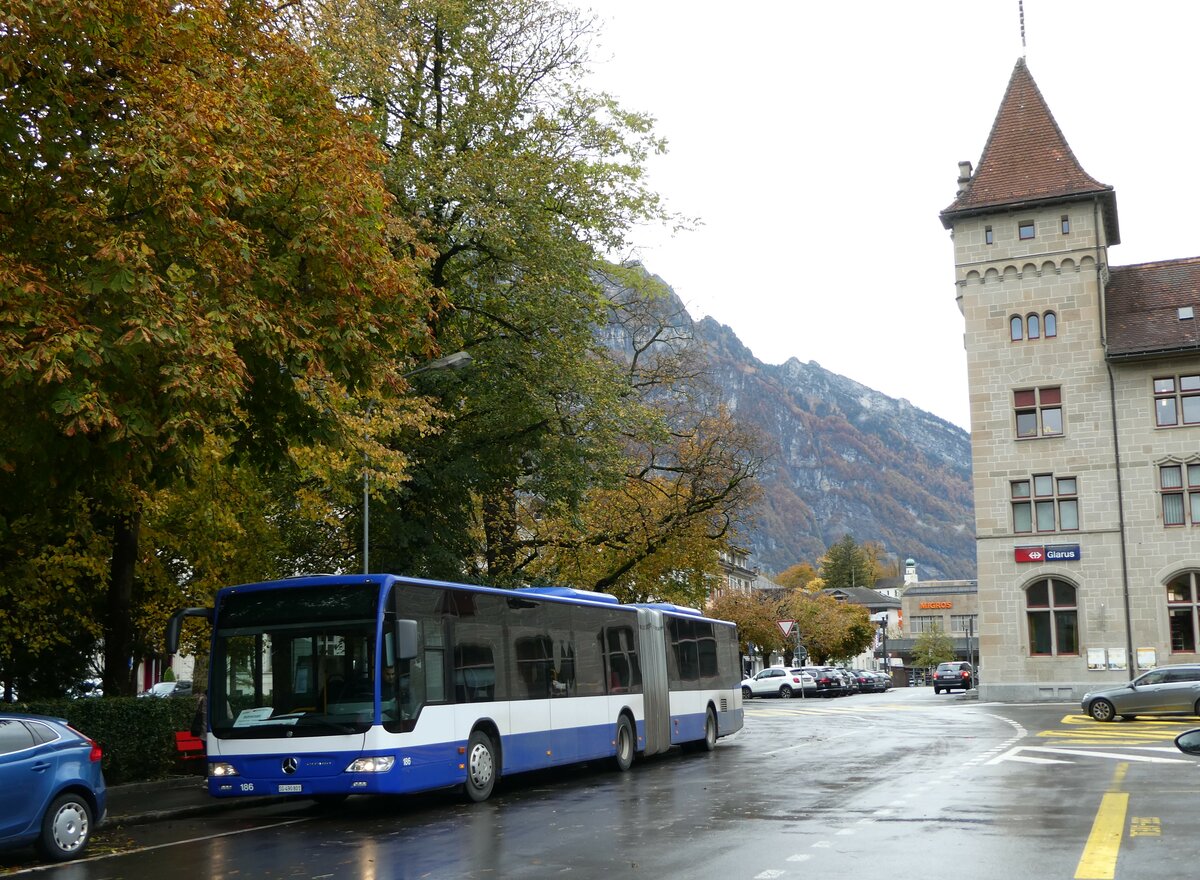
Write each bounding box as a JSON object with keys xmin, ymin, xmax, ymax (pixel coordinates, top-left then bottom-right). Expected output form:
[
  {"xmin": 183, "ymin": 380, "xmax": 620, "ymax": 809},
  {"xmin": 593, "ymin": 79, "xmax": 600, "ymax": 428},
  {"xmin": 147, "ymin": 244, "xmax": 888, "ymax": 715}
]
[
  {"xmin": 103, "ymin": 510, "xmax": 140, "ymax": 697},
  {"xmin": 482, "ymin": 486, "xmax": 518, "ymax": 581}
]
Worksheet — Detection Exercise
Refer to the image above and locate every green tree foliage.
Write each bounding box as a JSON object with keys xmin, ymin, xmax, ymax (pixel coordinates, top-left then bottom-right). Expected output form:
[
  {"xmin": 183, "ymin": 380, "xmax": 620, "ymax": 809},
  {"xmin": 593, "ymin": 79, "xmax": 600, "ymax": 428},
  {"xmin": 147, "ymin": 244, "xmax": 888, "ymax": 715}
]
[
  {"xmin": 788, "ymin": 592, "xmax": 876, "ymax": 664},
  {"xmin": 911, "ymin": 624, "xmax": 957, "ymax": 669},
  {"xmin": 293, "ymin": 0, "xmax": 764, "ymax": 594},
  {"xmin": 818, "ymin": 535, "xmax": 879, "ymax": 590},
  {"xmin": 0, "ymin": 0, "xmax": 433, "ymax": 693}
]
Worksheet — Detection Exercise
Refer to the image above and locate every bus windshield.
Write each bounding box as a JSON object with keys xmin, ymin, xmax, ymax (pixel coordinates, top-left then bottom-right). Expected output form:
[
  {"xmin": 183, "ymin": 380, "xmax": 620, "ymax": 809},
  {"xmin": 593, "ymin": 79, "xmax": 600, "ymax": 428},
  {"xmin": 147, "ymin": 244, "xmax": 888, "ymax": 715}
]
[{"xmin": 210, "ymin": 583, "xmax": 381, "ymax": 738}]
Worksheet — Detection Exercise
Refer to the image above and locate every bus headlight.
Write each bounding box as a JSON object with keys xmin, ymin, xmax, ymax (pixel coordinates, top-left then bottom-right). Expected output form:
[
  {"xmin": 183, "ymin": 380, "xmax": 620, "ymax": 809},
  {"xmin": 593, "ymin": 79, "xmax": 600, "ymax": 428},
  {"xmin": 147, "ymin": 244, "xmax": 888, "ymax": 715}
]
[
  {"xmin": 345, "ymin": 756, "xmax": 395, "ymax": 773},
  {"xmin": 208, "ymin": 762, "xmax": 239, "ymax": 777}
]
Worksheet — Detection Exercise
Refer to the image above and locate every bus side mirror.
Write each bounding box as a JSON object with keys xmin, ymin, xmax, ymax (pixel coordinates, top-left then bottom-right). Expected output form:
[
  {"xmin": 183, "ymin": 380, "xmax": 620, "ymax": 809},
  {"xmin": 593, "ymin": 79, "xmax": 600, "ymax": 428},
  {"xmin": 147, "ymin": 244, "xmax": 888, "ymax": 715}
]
[
  {"xmin": 166, "ymin": 607, "xmax": 213, "ymax": 654},
  {"xmin": 395, "ymin": 619, "xmax": 418, "ymax": 661}
]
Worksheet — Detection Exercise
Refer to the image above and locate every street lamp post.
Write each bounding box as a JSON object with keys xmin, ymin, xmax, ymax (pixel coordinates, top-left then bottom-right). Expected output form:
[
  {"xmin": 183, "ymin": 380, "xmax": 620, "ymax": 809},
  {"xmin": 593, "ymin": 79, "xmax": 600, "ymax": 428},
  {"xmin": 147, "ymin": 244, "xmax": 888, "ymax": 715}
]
[{"xmin": 363, "ymin": 351, "xmax": 472, "ymax": 574}]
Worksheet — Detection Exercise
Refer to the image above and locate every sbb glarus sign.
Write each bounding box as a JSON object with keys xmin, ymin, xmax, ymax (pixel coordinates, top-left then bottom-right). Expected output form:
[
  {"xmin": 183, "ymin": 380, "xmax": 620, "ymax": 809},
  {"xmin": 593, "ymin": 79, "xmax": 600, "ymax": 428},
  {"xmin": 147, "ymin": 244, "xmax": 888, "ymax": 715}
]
[{"xmin": 1015, "ymin": 544, "xmax": 1082, "ymax": 563}]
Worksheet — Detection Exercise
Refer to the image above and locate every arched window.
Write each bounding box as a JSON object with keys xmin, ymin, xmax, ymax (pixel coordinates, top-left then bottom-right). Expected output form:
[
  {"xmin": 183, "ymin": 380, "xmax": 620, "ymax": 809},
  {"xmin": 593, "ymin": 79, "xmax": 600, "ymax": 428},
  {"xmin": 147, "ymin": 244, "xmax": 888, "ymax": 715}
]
[
  {"xmin": 1043, "ymin": 311, "xmax": 1057, "ymax": 338},
  {"xmin": 1167, "ymin": 572, "xmax": 1200, "ymax": 653},
  {"xmin": 1010, "ymin": 316, "xmax": 1023, "ymax": 342},
  {"xmin": 1026, "ymin": 578, "xmax": 1078, "ymax": 655},
  {"xmin": 1027, "ymin": 313, "xmax": 1041, "ymax": 339}
]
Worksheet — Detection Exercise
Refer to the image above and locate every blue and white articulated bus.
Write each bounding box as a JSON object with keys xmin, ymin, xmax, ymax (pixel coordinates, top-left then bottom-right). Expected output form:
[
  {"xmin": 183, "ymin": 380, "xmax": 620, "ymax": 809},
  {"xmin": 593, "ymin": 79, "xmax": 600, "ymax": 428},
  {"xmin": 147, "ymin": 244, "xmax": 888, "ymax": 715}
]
[{"xmin": 167, "ymin": 574, "xmax": 744, "ymax": 802}]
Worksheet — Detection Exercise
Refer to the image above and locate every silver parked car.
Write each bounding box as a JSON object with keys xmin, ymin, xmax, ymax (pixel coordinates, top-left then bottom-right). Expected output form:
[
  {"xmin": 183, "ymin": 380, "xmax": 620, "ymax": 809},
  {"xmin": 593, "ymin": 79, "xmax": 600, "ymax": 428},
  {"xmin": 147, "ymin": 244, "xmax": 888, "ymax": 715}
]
[{"xmin": 1081, "ymin": 664, "xmax": 1200, "ymax": 722}]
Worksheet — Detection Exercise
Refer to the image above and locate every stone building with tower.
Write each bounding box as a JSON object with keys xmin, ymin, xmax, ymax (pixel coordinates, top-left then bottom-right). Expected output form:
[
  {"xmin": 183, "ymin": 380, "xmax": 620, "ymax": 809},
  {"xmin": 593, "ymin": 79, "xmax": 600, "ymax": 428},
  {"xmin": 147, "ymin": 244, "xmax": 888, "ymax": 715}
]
[{"xmin": 940, "ymin": 58, "xmax": 1200, "ymax": 701}]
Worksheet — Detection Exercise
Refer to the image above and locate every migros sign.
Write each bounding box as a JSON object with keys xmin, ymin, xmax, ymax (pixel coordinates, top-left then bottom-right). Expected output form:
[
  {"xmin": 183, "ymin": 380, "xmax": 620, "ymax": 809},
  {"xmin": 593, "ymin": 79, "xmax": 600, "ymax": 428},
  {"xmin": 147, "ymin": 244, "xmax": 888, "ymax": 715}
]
[{"xmin": 919, "ymin": 602, "xmax": 953, "ymax": 609}]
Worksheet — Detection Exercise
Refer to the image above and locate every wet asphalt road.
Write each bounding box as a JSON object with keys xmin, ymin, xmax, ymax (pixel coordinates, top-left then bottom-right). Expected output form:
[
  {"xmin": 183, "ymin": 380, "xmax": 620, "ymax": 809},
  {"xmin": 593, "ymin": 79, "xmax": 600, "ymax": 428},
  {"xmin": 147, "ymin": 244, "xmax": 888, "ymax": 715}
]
[{"xmin": 7, "ymin": 686, "xmax": 1200, "ymax": 879}]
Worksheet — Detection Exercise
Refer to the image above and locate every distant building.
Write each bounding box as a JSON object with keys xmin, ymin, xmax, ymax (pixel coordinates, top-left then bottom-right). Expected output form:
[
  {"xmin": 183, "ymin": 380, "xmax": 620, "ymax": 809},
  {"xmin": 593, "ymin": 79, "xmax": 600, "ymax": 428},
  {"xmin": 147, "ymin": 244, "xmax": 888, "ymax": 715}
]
[
  {"xmin": 710, "ymin": 545, "xmax": 757, "ymax": 605},
  {"xmin": 941, "ymin": 58, "xmax": 1200, "ymax": 700},
  {"xmin": 822, "ymin": 586, "xmax": 901, "ymax": 671},
  {"xmin": 873, "ymin": 557, "xmax": 918, "ymax": 600}
]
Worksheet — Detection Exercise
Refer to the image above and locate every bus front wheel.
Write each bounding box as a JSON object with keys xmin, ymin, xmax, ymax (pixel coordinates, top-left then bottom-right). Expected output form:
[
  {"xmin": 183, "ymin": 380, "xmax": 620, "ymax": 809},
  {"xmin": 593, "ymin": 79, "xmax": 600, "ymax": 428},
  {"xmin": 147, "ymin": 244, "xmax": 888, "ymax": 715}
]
[
  {"xmin": 464, "ymin": 730, "xmax": 498, "ymax": 802},
  {"xmin": 613, "ymin": 715, "xmax": 635, "ymax": 772}
]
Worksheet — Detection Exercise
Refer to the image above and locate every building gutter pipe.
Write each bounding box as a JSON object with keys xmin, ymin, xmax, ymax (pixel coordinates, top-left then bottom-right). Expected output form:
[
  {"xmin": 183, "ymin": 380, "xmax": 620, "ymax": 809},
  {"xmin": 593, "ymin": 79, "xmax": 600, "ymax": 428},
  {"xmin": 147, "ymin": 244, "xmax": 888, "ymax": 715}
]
[{"xmin": 1096, "ymin": 197, "xmax": 1136, "ymax": 672}]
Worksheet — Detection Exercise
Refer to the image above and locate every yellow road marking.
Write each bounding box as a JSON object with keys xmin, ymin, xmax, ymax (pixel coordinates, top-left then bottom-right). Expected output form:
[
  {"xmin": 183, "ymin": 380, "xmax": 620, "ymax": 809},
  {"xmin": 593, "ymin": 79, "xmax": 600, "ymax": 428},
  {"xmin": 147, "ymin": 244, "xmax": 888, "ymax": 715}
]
[
  {"xmin": 1042, "ymin": 715, "xmax": 1192, "ymax": 746},
  {"xmin": 1074, "ymin": 764, "xmax": 1129, "ymax": 880},
  {"xmin": 1129, "ymin": 817, "xmax": 1161, "ymax": 838}
]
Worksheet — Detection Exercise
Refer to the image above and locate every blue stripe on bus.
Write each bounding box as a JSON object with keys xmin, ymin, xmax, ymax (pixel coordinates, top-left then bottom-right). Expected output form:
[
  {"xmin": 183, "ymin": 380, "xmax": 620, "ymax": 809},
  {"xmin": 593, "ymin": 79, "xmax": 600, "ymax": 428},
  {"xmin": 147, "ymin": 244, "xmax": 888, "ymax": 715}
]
[{"xmin": 208, "ymin": 722, "xmax": 631, "ymax": 799}]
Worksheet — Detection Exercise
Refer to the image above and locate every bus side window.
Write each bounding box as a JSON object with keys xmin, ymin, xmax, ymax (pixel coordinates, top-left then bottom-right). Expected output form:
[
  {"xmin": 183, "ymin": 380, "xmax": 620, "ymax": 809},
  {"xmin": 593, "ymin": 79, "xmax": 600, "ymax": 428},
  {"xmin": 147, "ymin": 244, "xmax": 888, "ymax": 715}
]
[
  {"xmin": 454, "ymin": 644, "xmax": 496, "ymax": 702},
  {"xmin": 604, "ymin": 626, "xmax": 636, "ymax": 693}
]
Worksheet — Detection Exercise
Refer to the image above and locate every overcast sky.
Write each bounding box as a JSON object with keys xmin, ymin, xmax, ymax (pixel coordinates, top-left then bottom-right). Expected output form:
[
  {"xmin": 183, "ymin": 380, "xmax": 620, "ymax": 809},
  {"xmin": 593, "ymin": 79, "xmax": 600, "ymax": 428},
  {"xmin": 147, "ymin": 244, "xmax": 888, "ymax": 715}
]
[{"xmin": 574, "ymin": 1, "xmax": 1200, "ymax": 430}]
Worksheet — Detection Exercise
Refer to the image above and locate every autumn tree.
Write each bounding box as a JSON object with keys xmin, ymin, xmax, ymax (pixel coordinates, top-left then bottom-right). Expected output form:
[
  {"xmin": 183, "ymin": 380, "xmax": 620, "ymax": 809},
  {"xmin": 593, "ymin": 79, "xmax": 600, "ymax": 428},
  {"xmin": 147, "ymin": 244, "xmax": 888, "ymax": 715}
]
[
  {"xmin": 776, "ymin": 562, "xmax": 820, "ymax": 592},
  {"xmin": 708, "ymin": 590, "xmax": 788, "ymax": 661},
  {"xmin": 789, "ymin": 592, "xmax": 876, "ymax": 664},
  {"xmin": 0, "ymin": 0, "xmax": 434, "ymax": 694}
]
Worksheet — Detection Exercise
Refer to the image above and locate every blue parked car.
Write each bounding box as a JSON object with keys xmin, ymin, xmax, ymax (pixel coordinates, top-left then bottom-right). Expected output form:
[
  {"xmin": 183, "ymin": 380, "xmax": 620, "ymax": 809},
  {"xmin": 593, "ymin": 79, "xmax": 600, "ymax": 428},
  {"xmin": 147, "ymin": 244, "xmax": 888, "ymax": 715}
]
[{"xmin": 0, "ymin": 713, "xmax": 106, "ymax": 861}]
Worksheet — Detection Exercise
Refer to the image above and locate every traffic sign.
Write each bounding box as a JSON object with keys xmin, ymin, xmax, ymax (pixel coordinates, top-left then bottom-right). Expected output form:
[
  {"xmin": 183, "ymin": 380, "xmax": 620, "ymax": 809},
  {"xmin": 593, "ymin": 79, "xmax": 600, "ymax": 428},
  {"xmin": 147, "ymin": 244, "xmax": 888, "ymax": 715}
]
[{"xmin": 777, "ymin": 619, "xmax": 796, "ymax": 637}]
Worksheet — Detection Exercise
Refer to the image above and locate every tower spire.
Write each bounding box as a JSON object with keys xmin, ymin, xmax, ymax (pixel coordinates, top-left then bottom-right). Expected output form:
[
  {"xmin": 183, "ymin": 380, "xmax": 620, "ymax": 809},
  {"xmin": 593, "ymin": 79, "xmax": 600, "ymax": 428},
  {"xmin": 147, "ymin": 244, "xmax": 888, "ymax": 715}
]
[{"xmin": 1019, "ymin": 0, "xmax": 1026, "ymax": 53}]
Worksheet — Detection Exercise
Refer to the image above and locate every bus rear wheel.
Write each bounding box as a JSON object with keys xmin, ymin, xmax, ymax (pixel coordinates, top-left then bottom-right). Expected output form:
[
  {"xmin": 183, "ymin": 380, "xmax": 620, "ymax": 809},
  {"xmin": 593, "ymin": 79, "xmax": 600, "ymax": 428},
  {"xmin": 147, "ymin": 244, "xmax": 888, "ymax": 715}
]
[
  {"xmin": 464, "ymin": 730, "xmax": 498, "ymax": 802},
  {"xmin": 684, "ymin": 708, "xmax": 717, "ymax": 753},
  {"xmin": 699, "ymin": 708, "xmax": 717, "ymax": 752},
  {"xmin": 613, "ymin": 715, "xmax": 635, "ymax": 771}
]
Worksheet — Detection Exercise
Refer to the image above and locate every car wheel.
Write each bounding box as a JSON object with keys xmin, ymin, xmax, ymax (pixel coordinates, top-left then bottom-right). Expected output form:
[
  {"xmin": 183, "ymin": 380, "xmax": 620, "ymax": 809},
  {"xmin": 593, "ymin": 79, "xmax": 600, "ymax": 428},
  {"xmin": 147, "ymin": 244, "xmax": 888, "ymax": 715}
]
[
  {"xmin": 464, "ymin": 729, "xmax": 498, "ymax": 802},
  {"xmin": 1089, "ymin": 699, "xmax": 1116, "ymax": 722},
  {"xmin": 934, "ymin": 687, "xmax": 941, "ymax": 695},
  {"xmin": 36, "ymin": 792, "xmax": 92, "ymax": 862},
  {"xmin": 741, "ymin": 685, "xmax": 752, "ymax": 699},
  {"xmin": 779, "ymin": 685, "xmax": 793, "ymax": 699},
  {"xmin": 613, "ymin": 715, "xmax": 635, "ymax": 771}
]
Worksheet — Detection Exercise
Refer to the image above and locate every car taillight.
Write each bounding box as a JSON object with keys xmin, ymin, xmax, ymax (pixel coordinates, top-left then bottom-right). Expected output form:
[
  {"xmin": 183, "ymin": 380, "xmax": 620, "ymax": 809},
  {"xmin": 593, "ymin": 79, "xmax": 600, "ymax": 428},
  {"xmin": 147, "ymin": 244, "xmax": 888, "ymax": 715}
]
[
  {"xmin": 67, "ymin": 726, "xmax": 103, "ymax": 762},
  {"xmin": 790, "ymin": 676, "xmax": 800, "ymax": 683}
]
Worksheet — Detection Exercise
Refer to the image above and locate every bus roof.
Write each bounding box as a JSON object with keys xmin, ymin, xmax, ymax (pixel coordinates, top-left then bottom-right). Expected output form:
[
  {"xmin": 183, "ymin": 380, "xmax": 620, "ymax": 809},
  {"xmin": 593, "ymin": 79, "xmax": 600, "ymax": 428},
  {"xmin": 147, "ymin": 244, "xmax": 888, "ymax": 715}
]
[{"xmin": 218, "ymin": 574, "xmax": 732, "ymax": 625}]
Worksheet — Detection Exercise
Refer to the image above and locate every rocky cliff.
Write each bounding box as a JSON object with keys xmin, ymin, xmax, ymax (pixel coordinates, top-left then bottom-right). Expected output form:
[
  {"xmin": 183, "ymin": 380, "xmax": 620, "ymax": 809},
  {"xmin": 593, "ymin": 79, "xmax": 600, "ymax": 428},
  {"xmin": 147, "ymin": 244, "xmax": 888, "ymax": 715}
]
[{"xmin": 605, "ymin": 267, "xmax": 976, "ymax": 580}]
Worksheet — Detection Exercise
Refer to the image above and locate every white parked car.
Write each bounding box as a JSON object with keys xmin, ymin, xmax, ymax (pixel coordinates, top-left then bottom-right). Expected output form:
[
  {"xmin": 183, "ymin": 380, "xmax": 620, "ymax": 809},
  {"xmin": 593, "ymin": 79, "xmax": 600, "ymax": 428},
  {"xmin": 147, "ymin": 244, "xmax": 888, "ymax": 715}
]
[{"xmin": 740, "ymin": 667, "xmax": 816, "ymax": 699}]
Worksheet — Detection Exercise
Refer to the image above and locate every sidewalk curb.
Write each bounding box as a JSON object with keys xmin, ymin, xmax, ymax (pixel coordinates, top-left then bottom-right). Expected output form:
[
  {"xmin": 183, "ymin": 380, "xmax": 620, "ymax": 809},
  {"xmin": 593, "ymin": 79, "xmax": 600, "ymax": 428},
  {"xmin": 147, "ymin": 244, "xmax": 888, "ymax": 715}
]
[
  {"xmin": 103, "ymin": 777, "xmax": 290, "ymax": 828},
  {"xmin": 108, "ymin": 797, "xmax": 290, "ymax": 828}
]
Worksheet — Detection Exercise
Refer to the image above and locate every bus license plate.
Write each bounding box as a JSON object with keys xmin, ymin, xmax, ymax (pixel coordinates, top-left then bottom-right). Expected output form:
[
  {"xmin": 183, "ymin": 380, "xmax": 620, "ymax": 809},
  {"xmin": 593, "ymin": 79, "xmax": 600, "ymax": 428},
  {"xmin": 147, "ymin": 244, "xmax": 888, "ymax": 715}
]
[{"xmin": 278, "ymin": 784, "xmax": 302, "ymax": 793}]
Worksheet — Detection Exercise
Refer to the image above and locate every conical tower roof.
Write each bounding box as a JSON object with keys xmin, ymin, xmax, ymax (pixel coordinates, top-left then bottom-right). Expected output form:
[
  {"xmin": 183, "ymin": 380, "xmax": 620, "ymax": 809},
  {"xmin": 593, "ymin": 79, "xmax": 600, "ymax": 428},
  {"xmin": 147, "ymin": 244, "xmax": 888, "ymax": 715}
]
[{"xmin": 940, "ymin": 58, "xmax": 1119, "ymax": 243}]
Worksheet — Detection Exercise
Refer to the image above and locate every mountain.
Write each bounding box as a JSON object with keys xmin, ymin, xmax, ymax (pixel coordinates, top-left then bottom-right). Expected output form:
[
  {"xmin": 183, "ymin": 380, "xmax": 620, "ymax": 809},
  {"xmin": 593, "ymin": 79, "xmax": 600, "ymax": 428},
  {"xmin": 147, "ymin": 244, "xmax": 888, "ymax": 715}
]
[{"xmin": 605, "ymin": 267, "xmax": 976, "ymax": 581}]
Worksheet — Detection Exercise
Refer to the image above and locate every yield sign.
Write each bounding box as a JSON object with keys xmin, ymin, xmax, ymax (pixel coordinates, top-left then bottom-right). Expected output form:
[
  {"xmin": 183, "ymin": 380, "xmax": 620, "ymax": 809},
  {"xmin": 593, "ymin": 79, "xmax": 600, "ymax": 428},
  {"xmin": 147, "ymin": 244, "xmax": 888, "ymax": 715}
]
[{"xmin": 777, "ymin": 619, "xmax": 796, "ymax": 638}]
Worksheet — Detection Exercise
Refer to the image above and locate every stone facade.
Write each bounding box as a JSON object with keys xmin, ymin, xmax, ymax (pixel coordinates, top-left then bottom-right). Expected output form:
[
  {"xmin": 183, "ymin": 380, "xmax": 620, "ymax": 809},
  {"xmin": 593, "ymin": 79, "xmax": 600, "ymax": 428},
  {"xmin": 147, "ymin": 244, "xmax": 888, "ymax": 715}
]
[{"xmin": 942, "ymin": 60, "xmax": 1200, "ymax": 701}]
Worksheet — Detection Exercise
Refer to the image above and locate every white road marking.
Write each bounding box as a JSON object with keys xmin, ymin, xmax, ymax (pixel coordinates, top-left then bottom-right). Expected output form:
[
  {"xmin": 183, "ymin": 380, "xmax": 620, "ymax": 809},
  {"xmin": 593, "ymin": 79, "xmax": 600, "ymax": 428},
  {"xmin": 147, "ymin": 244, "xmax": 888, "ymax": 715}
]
[
  {"xmin": 1, "ymin": 818, "xmax": 313, "ymax": 875},
  {"xmin": 1027, "ymin": 746, "xmax": 1190, "ymax": 764},
  {"xmin": 987, "ymin": 744, "xmax": 1197, "ymax": 765}
]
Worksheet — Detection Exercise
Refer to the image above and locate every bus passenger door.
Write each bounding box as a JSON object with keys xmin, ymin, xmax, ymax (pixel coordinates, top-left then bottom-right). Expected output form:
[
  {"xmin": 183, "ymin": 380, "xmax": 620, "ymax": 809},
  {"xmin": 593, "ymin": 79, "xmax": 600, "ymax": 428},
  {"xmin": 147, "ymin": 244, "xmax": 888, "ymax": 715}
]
[{"xmin": 637, "ymin": 609, "xmax": 670, "ymax": 756}]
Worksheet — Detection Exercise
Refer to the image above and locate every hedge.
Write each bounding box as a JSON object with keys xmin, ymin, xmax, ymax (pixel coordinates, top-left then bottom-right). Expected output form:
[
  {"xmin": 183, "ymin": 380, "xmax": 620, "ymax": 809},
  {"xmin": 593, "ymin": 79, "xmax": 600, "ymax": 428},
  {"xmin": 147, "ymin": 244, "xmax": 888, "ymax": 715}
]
[{"xmin": 16, "ymin": 696, "xmax": 197, "ymax": 785}]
